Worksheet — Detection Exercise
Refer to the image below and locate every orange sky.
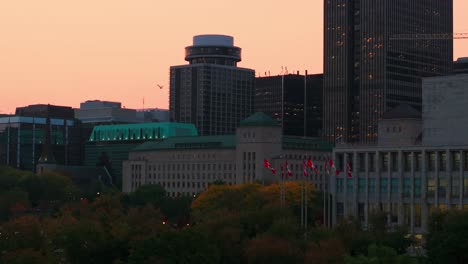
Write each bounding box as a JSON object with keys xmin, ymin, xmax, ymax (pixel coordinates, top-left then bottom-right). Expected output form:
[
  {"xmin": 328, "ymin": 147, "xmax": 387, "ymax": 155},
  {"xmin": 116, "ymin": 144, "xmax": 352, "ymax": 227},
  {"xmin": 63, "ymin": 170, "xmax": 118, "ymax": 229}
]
[{"xmin": 1, "ymin": 0, "xmax": 467, "ymax": 114}]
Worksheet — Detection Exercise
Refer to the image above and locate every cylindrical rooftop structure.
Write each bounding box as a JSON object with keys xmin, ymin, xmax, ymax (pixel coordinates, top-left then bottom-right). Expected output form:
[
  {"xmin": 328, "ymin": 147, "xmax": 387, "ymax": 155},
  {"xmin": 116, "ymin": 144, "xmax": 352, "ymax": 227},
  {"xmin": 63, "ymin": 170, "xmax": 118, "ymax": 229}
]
[{"xmin": 185, "ymin": 34, "xmax": 241, "ymax": 66}]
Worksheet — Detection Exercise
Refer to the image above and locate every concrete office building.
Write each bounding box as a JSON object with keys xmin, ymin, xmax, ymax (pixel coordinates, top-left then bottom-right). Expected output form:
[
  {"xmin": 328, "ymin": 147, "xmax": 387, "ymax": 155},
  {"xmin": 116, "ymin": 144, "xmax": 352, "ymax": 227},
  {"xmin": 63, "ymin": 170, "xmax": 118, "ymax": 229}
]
[
  {"xmin": 85, "ymin": 122, "xmax": 197, "ymax": 188},
  {"xmin": 255, "ymin": 73, "xmax": 323, "ymax": 137},
  {"xmin": 330, "ymin": 74, "xmax": 468, "ymax": 233},
  {"xmin": 323, "ymin": 0, "xmax": 453, "ymax": 144},
  {"xmin": 122, "ymin": 113, "xmax": 333, "ymax": 196},
  {"xmin": 169, "ymin": 35, "xmax": 255, "ymax": 136},
  {"xmin": 75, "ymin": 100, "xmax": 142, "ymax": 124}
]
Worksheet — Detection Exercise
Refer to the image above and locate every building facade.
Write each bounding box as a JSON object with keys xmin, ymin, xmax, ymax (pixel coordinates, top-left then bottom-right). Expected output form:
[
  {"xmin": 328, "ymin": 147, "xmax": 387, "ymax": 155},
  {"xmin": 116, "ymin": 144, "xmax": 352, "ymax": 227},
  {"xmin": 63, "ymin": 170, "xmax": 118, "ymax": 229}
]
[
  {"xmin": 254, "ymin": 73, "xmax": 323, "ymax": 137},
  {"xmin": 122, "ymin": 113, "xmax": 333, "ymax": 196},
  {"xmin": 169, "ymin": 35, "xmax": 255, "ymax": 136},
  {"xmin": 0, "ymin": 104, "xmax": 82, "ymax": 171},
  {"xmin": 323, "ymin": 0, "xmax": 453, "ymax": 144},
  {"xmin": 330, "ymin": 74, "xmax": 468, "ymax": 233},
  {"xmin": 85, "ymin": 122, "xmax": 197, "ymax": 188}
]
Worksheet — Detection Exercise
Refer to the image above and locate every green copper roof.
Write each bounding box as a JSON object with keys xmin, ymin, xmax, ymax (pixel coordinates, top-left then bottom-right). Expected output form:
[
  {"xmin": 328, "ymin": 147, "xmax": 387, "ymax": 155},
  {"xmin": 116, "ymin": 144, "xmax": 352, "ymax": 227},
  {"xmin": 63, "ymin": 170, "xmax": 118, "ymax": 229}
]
[
  {"xmin": 133, "ymin": 135, "xmax": 236, "ymax": 151},
  {"xmin": 89, "ymin": 122, "xmax": 198, "ymax": 142},
  {"xmin": 239, "ymin": 112, "xmax": 279, "ymax": 127},
  {"xmin": 282, "ymin": 137, "xmax": 334, "ymax": 151}
]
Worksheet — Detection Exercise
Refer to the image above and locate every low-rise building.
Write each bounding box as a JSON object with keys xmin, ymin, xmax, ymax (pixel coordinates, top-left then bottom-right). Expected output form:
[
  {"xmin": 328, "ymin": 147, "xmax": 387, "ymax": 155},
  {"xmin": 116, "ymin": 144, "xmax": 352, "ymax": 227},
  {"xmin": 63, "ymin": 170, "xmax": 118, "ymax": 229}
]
[{"xmin": 122, "ymin": 112, "xmax": 333, "ymax": 196}]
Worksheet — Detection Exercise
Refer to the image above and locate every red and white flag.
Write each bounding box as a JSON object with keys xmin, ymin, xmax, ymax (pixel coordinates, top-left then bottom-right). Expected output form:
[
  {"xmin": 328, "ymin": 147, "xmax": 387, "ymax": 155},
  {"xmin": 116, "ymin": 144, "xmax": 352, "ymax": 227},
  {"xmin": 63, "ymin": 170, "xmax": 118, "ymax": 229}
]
[
  {"xmin": 263, "ymin": 159, "xmax": 276, "ymax": 175},
  {"xmin": 328, "ymin": 158, "xmax": 341, "ymax": 175},
  {"xmin": 303, "ymin": 161, "xmax": 309, "ymax": 177},
  {"xmin": 307, "ymin": 157, "xmax": 319, "ymax": 175},
  {"xmin": 285, "ymin": 160, "xmax": 292, "ymax": 177},
  {"xmin": 346, "ymin": 162, "xmax": 353, "ymax": 178}
]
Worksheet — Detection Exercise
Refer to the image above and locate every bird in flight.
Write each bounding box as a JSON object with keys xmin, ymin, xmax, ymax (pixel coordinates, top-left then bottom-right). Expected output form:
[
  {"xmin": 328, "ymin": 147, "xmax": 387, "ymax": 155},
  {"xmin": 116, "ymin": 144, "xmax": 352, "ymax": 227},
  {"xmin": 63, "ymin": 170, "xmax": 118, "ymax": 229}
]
[{"xmin": 157, "ymin": 84, "xmax": 164, "ymax": 89}]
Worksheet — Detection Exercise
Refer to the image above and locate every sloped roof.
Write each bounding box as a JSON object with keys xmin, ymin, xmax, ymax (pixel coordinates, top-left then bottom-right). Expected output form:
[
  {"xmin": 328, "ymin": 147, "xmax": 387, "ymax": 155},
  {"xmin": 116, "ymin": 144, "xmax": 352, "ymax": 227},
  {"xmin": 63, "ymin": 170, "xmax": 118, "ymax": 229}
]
[
  {"xmin": 382, "ymin": 104, "xmax": 421, "ymax": 119},
  {"xmin": 239, "ymin": 112, "xmax": 280, "ymax": 127}
]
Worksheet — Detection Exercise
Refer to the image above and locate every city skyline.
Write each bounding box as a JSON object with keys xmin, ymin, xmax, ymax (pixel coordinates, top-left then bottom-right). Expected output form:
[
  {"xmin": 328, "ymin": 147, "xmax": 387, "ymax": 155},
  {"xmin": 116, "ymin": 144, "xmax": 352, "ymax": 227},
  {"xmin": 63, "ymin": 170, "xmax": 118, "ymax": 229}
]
[{"xmin": 1, "ymin": 0, "xmax": 468, "ymax": 114}]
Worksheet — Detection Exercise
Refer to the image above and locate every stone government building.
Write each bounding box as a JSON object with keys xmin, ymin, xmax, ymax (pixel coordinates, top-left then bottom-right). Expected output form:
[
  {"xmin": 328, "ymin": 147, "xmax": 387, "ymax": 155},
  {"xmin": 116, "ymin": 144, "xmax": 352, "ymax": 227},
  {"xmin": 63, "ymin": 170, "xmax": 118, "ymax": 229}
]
[
  {"xmin": 331, "ymin": 74, "xmax": 468, "ymax": 233},
  {"xmin": 122, "ymin": 113, "xmax": 333, "ymax": 196}
]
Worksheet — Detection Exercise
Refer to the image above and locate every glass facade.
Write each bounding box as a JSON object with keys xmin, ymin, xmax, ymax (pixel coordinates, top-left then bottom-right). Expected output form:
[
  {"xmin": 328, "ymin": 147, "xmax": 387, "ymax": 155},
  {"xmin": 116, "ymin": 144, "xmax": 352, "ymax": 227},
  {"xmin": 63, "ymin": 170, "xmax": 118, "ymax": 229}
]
[
  {"xmin": 323, "ymin": 0, "xmax": 453, "ymax": 143},
  {"xmin": 0, "ymin": 116, "xmax": 81, "ymax": 172},
  {"xmin": 254, "ymin": 74, "xmax": 323, "ymax": 137}
]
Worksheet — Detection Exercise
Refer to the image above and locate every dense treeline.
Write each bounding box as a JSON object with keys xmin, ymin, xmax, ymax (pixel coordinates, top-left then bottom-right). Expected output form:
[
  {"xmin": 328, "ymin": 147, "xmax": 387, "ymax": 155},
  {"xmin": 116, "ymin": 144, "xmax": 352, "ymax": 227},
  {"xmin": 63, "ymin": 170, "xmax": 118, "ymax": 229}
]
[{"xmin": 0, "ymin": 166, "xmax": 465, "ymax": 263}]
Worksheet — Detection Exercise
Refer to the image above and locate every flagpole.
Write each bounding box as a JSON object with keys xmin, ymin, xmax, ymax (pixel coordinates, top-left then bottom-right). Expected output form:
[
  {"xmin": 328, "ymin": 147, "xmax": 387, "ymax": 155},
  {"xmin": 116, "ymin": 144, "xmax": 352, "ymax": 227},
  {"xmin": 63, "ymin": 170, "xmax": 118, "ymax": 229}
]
[
  {"xmin": 305, "ymin": 175, "xmax": 308, "ymax": 240},
  {"xmin": 301, "ymin": 176, "xmax": 304, "ymax": 228}
]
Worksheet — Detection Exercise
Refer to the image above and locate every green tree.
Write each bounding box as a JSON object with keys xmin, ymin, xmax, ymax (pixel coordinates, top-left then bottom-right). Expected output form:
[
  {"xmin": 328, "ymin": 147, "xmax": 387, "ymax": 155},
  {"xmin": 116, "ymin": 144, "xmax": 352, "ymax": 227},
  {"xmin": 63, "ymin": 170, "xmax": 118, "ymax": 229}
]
[
  {"xmin": 128, "ymin": 184, "xmax": 166, "ymax": 207},
  {"xmin": 426, "ymin": 210, "xmax": 468, "ymax": 264},
  {"xmin": 345, "ymin": 244, "xmax": 417, "ymax": 264},
  {"xmin": 128, "ymin": 229, "xmax": 220, "ymax": 264},
  {"xmin": 244, "ymin": 235, "xmax": 302, "ymax": 264}
]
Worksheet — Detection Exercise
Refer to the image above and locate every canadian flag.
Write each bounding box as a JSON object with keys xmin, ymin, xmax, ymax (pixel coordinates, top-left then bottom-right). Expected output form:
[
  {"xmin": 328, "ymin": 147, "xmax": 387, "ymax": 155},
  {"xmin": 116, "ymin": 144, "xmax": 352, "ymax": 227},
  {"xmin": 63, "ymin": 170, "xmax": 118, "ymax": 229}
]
[
  {"xmin": 307, "ymin": 157, "xmax": 319, "ymax": 175},
  {"xmin": 285, "ymin": 160, "xmax": 292, "ymax": 177},
  {"xmin": 263, "ymin": 159, "xmax": 276, "ymax": 175},
  {"xmin": 347, "ymin": 162, "xmax": 353, "ymax": 178},
  {"xmin": 328, "ymin": 158, "xmax": 340, "ymax": 176},
  {"xmin": 303, "ymin": 161, "xmax": 309, "ymax": 177}
]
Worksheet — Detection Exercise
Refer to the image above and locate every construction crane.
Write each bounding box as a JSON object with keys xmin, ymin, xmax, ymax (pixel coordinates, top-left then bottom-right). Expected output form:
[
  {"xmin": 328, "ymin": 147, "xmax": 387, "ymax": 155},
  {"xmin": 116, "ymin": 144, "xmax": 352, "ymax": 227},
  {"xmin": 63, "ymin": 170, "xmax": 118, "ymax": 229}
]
[{"xmin": 390, "ymin": 33, "xmax": 468, "ymax": 40}]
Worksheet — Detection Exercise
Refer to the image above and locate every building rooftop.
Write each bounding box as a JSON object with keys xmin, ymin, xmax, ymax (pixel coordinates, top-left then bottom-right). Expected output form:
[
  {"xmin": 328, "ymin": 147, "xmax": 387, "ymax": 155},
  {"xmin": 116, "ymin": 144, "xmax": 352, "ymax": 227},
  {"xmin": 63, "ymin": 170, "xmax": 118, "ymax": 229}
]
[
  {"xmin": 88, "ymin": 122, "xmax": 198, "ymax": 142},
  {"xmin": 239, "ymin": 112, "xmax": 280, "ymax": 127},
  {"xmin": 382, "ymin": 104, "xmax": 421, "ymax": 120},
  {"xmin": 133, "ymin": 135, "xmax": 236, "ymax": 151}
]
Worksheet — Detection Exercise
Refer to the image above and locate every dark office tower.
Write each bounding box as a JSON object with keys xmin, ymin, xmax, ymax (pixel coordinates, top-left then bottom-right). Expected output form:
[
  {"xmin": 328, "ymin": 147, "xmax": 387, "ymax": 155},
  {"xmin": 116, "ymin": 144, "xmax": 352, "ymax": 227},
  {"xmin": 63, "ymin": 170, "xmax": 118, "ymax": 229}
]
[
  {"xmin": 255, "ymin": 73, "xmax": 323, "ymax": 137},
  {"xmin": 323, "ymin": 0, "xmax": 453, "ymax": 143},
  {"xmin": 169, "ymin": 35, "xmax": 255, "ymax": 136}
]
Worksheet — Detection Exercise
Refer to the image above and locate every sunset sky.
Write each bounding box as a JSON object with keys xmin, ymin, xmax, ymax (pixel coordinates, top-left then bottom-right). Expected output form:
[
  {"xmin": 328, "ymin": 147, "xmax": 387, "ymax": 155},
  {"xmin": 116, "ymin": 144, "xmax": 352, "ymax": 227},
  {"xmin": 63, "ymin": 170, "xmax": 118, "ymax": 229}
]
[{"xmin": 1, "ymin": 0, "xmax": 467, "ymax": 114}]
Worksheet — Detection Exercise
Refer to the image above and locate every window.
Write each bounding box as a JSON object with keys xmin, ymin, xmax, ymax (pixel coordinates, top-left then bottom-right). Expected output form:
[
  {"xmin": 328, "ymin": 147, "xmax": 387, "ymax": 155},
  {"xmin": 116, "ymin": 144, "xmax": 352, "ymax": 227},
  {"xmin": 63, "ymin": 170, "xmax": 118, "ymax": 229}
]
[
  {"xmin": 358, "ymin": 178, "xmax": 366, "ymax": 193},
  {"xmin": 415, "ymin": 178, "xmax": 422, "ymax": 198},
  {"xmin": 415, "ymin": 204, "xmax": 422, "ymax": 228},
  {"xmin": 452, "ymin": 152, "xmax": 460, "ymax": 171},
  {"xmin": 439, "ymin": 152, "xmax": 446, "ymax": 171},
  {"xmin": 452, "ymin": 177, "xmax": 460, "ymax": 198},
  {"xmin": 427, "ymin": 152, "xmax": 436, "ymax": 171},
  {"xmin": 336, "ymin": 178, "xmax": 344, "ymax": 193},
  {"xmin": 428, "ymin": 178, "xmax": 436, "ymax": 198},
  {"xmin": 358, "ymin": 153, "xmax": 365, "ymax": 172},
  {"xmin": 369, "ymin": 178, "xmax": 376, "ymax": 194},
  {"xmin": 347, "ymin": 179, "xmax": 354, "ymax": 194},
  {"xmin": 438, "ymin": 178, "xmax": 446, "ymax": 197},
  {"xmin": 404, "ymin": 152, "xmax": 411, "ymax": 172},
  {"xmin": 369, "ymin": 153, "xmax": 375, "ymax": 172},
  {"xmin": 380, "ymin": 178, "xmax": 388, "ymax": 194},
  {"xmin": 391, "ymin": 152, "xmax": 398, "ymax": 172},
  {"xmin": 415, "ymin": 152, "xmax": 422, "ymax": 172},
  {"xmin": 403, "ymin": 178, "xmax": 411, "ymax": 198},
  {"xmin": 391, "ymin": 178, "xmax": 399, "ymax": 194},
  {"xmin": 381, "ymin": 153, "xmax": 389, "ymax": 171}
]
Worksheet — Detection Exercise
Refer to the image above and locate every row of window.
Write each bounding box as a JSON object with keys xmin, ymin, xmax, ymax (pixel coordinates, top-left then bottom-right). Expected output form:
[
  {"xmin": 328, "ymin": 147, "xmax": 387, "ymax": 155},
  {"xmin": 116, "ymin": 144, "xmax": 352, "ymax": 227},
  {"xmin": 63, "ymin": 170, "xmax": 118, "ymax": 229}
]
[
  {"xmin": 146, "ymin": 163, "xmax": 235, "ymax": 171},
  {"xmin": 336, "ymin": 177, "xmax": 468, "ymax": 198},
  {"xmin": 336, "ymin": 151, "xmax": 468, "ymax": 172}
]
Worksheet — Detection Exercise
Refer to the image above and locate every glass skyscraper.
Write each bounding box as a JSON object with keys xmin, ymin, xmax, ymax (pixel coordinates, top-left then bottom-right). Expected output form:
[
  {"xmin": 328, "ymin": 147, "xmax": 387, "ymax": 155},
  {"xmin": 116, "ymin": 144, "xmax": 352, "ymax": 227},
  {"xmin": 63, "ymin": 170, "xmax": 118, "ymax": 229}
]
[
  {"xmin": 169, "ymin": 35, "xmax": 255, "ymax": 136},
  {"xmin": 323, "ymin": 0, "xmax": 453, "ymax": 143}
]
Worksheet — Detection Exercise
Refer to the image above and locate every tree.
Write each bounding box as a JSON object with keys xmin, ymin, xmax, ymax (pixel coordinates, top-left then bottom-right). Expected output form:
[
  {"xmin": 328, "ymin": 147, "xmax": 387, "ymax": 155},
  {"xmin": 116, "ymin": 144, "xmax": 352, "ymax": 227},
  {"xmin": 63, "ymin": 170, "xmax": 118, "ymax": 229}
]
[
  {"xmin": 243, "ymin": 235, "xmax": 302, "ymax": 264},
  {"xmin": 128, "ymin": 229, "xmax": 220, "ymax": 264},
  {"xmin": 345, "ymin": 244, "xmax": 417, "ymax": 264},
  {"xmin": 127, "ymin": 184, "xmax": 166, "ymax": 207},
  {"xmin": 305, "ymin": 238, "xmax": 346, "ymax": 264},
  {"xmin": 426, "ymin": 210, "xmax": 468, "ymax": 264}
]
